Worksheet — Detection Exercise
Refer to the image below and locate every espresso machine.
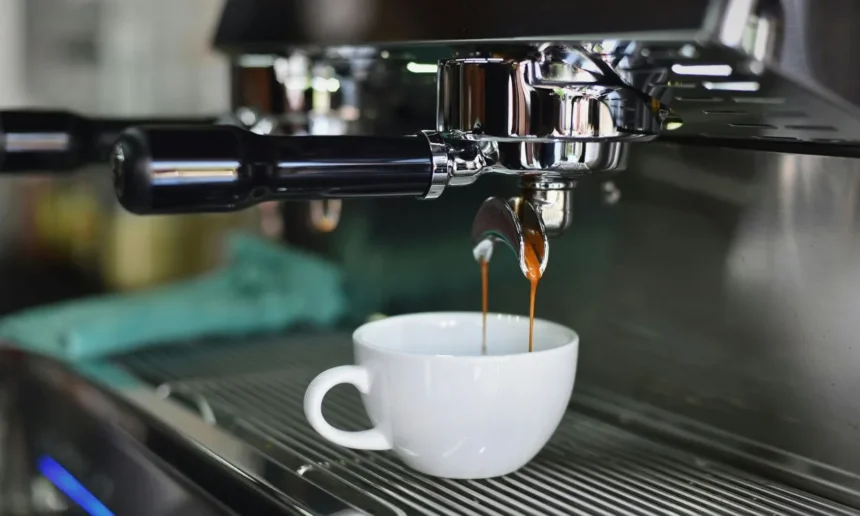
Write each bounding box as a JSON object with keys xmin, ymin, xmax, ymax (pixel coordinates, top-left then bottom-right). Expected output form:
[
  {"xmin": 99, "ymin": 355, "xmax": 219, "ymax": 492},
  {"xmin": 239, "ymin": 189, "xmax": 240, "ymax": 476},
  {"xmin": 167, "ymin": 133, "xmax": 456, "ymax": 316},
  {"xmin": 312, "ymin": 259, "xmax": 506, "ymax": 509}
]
[{"xmin": 4, "ymin": 0, "xmax": 860, "ymax": 514}]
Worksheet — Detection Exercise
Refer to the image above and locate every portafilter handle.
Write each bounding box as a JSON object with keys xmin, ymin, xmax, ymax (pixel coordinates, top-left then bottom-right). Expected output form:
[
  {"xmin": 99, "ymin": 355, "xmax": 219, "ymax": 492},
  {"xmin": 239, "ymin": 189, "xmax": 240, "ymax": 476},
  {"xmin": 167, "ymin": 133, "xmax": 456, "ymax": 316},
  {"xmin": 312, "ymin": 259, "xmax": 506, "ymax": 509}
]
[
  {"xmin": 111, "ymin": 124, "xmax": 442, "ymax": 214},
  {"xmin": 0, "ymin": 110, "xmax": 216, "ymax": 172}
]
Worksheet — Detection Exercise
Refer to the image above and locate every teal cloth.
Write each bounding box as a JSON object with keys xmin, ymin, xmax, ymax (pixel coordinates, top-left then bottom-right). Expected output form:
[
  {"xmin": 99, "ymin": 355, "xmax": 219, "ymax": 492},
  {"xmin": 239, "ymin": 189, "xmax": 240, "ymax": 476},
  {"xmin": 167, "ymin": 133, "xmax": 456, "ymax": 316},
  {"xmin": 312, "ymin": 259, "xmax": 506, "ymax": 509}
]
[{"xmin": 0, "ymin": 233, "xmax": 349, "ymax": 361}]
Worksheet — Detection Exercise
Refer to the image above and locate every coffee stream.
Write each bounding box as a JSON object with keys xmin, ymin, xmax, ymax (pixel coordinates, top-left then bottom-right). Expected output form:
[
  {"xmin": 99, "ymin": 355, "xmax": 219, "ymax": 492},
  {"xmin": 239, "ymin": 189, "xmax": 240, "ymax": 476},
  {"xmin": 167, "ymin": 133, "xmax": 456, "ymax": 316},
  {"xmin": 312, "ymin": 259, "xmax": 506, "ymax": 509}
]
[
  {"xmin": 523, "ymin": 228, "xmax": 543, "ymax": 353},
  {"xmin": 481, "ymin": 259, "xmax": 489, "ymax": 355},
  {"xmin": 480, "ymin": 230, "xmax": 543, "ymax": 354}
]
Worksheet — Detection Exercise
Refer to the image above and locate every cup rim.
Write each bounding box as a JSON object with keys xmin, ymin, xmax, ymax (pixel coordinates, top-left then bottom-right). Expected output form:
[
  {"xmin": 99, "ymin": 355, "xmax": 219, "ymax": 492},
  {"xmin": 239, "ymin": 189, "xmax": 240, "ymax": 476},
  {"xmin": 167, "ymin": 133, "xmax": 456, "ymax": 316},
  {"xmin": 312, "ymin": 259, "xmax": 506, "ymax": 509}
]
[{"xmin": 352, "ymin": 311, "xmax": 578, "ymax": 360}]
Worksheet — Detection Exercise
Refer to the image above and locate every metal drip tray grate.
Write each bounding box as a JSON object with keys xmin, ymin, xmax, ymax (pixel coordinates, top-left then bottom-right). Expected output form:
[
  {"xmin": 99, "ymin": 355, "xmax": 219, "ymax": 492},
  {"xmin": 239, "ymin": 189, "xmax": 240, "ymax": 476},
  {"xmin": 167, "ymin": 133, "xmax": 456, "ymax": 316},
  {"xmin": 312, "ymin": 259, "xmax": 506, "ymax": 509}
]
[{"xmin": 119, "ymin": 336, "xmax": 860, "ymax": 516}]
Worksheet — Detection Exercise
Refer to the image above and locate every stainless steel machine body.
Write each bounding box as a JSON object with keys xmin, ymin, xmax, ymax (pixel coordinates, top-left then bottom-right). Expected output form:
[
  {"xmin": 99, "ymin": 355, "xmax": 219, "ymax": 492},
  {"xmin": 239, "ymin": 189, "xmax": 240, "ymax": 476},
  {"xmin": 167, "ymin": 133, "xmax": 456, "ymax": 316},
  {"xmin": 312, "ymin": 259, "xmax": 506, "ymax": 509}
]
[{"xmin": 6, "ymin": 0, "xmax": 860, "ymax": 514}]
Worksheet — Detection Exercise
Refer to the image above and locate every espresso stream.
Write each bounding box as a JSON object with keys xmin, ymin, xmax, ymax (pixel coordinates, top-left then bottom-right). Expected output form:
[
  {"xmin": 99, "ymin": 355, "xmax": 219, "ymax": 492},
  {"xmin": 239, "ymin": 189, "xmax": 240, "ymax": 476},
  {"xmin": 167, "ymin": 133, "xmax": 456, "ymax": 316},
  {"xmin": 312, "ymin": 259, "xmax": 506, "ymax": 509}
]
[
  {"xmin": 481, "ymin": 259, "xmax": 489, "ymax": 354},
  {"xmin": 480, "ymin": 229, "xmax": 543, "ymax": 354}
]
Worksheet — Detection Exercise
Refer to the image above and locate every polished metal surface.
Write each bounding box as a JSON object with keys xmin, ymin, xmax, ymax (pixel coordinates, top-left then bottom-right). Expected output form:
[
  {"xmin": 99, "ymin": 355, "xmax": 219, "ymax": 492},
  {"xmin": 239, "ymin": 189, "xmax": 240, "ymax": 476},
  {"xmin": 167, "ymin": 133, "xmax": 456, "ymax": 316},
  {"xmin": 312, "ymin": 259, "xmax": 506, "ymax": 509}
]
[
  {"xmin": 217, "ymin": 0, "xmax": 860, "ymax": 149},
  {"xmin": 436, "ymin": 51, "xmax": 661, "ymax": 141},
  {"xmin": 432, "ymin": 34, "xmax": 860, "ymax": 147},
  {"xmin": 471, "ymin": 197, "xmax": 547, "ymax": 279},
  {"xmin": 563, "ymin": 144, "xmax": 860, "ymax": 482},
  {"xmin": 445, "ymin": 138, "xmax": 486, "ymax": 187},
  {"xmin": 117, "ymin": 335, "xmax": 860, "ymax": 515},
  {"xmin": 488, "ymin": 140, "xmax": 630, "ymax": 176},
  {"xmin": 436, "ymin": 48, "xmax": 657, "ymax": 177},
  {"xmin": 520, "ymin": 179, "xmax": 575, "ymax": 236},
  {"xmin": 419, "ymin": 130, "xmax": 449, "ymax": 200}
]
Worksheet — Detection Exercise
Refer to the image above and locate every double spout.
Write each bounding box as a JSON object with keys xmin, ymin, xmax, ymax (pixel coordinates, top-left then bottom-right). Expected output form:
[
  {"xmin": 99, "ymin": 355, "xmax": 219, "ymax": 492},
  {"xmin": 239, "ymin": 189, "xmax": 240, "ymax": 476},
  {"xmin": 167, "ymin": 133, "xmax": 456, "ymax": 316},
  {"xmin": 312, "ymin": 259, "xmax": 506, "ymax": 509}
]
[{"xmin": 471, "ymin": 197, "xmax": 549, "ymax": 281}]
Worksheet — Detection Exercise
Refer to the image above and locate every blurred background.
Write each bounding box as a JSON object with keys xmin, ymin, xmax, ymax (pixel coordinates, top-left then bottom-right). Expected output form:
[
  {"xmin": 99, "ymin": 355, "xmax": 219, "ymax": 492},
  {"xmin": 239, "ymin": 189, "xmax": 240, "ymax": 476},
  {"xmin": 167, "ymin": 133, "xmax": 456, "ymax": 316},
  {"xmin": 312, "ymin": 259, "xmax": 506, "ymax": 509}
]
[{"xmin": 0, "ymin": 0, "xmax": 248, "ymax": 310}]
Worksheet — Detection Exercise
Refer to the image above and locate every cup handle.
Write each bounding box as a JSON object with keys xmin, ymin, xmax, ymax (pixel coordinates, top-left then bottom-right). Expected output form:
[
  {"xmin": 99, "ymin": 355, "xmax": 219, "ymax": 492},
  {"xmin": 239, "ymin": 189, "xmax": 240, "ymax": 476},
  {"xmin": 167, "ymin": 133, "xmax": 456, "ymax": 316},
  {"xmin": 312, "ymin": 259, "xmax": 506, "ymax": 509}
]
[{"xmin": 303, "ymin": 365, "xmax": 392, "ymax": 450}]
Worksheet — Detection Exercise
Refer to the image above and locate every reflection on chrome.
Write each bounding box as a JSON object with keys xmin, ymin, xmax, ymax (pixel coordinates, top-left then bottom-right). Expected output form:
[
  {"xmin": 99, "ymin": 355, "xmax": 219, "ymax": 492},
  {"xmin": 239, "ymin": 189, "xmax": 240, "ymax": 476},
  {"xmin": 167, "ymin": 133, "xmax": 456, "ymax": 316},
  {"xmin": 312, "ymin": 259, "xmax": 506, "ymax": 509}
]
[{"xmin": 150, "ymin": 161, "xmax": 240, "ymax": 185}]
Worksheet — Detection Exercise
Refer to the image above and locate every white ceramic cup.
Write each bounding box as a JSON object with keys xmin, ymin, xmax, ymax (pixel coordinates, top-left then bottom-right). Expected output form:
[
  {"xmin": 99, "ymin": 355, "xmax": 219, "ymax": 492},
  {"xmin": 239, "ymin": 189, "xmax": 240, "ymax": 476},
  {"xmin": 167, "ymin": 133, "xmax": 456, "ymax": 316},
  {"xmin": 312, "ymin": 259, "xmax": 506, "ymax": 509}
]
[{"xmin": 303, "ymin": 312, "xmax": 579, "ymax": 479}]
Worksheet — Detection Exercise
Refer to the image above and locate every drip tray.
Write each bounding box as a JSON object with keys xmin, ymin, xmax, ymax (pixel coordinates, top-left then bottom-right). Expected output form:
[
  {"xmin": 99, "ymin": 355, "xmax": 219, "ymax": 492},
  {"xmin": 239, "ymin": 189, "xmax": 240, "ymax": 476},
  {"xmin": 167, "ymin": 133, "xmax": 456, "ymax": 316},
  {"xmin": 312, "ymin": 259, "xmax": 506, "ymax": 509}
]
[{"xmin": 118, "ymin": 335, "xmax": 860, "ymax": 516}]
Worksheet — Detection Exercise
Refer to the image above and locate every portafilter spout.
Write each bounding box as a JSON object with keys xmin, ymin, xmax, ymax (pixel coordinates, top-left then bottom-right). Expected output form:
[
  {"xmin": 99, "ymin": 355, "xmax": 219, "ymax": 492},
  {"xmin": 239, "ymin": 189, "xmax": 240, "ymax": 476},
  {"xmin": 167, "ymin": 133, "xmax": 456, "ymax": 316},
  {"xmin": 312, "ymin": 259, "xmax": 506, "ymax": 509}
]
[{"xmin": 471, "ymin": 197, "xmax": 549, "ymax": 280}]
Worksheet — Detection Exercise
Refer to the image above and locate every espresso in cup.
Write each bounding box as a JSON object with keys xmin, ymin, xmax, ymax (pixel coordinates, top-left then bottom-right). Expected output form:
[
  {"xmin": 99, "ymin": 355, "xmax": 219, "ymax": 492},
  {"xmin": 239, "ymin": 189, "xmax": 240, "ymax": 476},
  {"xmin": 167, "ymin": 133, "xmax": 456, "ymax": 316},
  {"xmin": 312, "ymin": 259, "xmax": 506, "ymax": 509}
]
[{"xmin": 304, "ymin": 312, "xmax": 578, "ymax": 479}]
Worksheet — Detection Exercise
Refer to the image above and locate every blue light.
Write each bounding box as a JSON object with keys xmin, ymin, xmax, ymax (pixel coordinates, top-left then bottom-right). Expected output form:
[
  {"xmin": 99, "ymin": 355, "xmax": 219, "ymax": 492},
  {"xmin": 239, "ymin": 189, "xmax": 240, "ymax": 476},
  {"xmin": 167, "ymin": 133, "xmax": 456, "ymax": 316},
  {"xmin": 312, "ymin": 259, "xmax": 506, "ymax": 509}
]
[{"xmin": 36, "ymin": 455, "xmax": 114, "ymax": 516}]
